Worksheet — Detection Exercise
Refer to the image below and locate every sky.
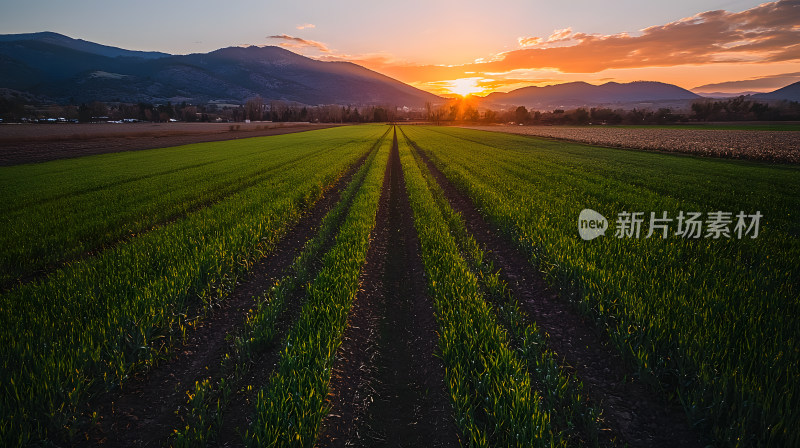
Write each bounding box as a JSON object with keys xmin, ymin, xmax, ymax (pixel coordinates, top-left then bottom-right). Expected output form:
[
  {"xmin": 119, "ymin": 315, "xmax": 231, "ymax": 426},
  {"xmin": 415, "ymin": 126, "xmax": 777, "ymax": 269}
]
[{"xmin": 1, "ymin": 0, "xmax": 799, "ymax": 96}]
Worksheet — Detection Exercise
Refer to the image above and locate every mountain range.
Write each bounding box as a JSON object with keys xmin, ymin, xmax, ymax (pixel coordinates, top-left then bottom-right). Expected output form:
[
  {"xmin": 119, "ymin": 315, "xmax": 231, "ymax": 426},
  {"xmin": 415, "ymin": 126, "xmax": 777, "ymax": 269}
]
[
  {"xmin": 0, "ymin": 32, "xmax": 440, "ymax": 107},
  {"xmin": 480, "ymin": 81, "xmax": 701, "ymax": 110},
  {"xmin": 1, "ymin": 32, "xmax": 799, "ymax": 108}
]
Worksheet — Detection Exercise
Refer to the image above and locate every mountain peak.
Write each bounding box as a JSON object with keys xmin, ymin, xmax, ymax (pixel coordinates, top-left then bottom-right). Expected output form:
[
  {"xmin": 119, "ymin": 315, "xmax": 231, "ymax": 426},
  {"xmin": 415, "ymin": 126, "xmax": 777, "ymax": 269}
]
[{"xmin": 0, "ymin": 31, "xmax": 170, "ymax": 59}]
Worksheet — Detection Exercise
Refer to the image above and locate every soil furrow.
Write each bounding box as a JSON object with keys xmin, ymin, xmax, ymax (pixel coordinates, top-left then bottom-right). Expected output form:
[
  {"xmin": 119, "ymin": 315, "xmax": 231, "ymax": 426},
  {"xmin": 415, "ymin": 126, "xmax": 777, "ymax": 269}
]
[
  {"xmin": 317, "ymin": 128, "xmax": 460, "ymax": 448},
  {"xmin": 408, "ymin": 135, "xmax": 703, "ymax": 448},
  {"xmin": 76, "ymin": 146, "xmax": 374, "ymax": 448}
]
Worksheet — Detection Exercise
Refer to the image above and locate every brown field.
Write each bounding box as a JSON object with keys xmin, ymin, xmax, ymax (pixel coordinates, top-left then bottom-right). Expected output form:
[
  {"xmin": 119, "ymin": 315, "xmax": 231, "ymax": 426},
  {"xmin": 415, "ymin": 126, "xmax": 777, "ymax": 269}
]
[
  {"xmin": 0, "ymin": 121, "xmax": 338, "ymax": 166},
  {"xmin": 464, "ymin": 125, "xmax": 800, "ymax": 164}
]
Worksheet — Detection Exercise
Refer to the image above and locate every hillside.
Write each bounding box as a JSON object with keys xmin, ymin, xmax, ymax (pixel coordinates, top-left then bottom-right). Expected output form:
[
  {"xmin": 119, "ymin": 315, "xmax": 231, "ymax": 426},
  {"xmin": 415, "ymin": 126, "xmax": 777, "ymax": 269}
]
[
  {"xmin": 0, "ymin": 32, "xmax": 441, "ymax": 107},
  {"xmin": 481, "ymin": 81, "xmax": 700, "ymax": 110},
  {"xmin": 753, "ymin": 81, "xmax": 800, "ymax": 102}
]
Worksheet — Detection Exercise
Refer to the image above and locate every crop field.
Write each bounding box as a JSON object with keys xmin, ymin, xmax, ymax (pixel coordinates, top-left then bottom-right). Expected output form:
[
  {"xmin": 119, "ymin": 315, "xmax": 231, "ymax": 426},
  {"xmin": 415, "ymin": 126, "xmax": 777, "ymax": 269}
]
[
  {"xmin": 0, "ymin": 124, "xmax": 797, "ymax": 447},
  {"xmin": 465, "ymin": 124, "xmax": 800, "ymax": 163},
  {"xmin": 0, "ymin": 122, "xmax": 336, "ymax": 166}
]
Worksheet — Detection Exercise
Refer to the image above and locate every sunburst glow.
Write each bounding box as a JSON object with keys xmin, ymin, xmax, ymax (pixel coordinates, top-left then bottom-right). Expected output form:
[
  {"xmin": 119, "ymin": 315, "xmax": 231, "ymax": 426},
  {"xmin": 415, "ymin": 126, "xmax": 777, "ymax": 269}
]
[{"xmin": 447, "ymin": 77, "xmax": 485, "ymax": 97}]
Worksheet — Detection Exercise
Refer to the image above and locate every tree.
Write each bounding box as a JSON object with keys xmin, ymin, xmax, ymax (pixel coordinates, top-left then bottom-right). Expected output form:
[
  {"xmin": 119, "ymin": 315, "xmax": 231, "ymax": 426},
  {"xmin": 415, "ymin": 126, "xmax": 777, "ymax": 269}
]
[
  {"xmin": 571, "ymin": 108, "xmax": 590, "ymax": 125},
  {"xmin": 245, "ymin": 96, "xmax": 264, "ymax": 121},
  {"xmin": 78, "ymin": 103, "xmax": 92, "ymax": 122},
  {"xmin": 373, "ymin": 107, "xmax": 388, "ymax": 122},
  {"xmin": 463, "ymin": 105, "xmax": 479, "ymax": 122},
  {"xmin": 515, "ymin": 105, "xmax": 530, "ymax": 124}
]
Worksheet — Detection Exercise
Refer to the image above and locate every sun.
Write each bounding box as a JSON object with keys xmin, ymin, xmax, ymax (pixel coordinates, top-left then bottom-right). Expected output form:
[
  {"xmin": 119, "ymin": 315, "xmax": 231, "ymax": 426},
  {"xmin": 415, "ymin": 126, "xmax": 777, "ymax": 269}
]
[{"xmin": 448, "ymin": 77, "xmax": 485, "ymax": 97}]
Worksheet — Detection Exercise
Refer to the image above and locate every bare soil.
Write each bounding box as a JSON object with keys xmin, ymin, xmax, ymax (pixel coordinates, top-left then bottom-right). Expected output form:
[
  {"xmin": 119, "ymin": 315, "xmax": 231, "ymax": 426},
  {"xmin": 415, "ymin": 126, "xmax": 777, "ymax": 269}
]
[
  {"xmin": 464, "ymin": 124, "xmax": 800, "ymax": 164},
  {"xmin": 317, "ymin": 129, "xmax": 460, "ymax": 447},
  {"xmin": 410, "ymin": 138, "xmax": 704, "ymax": 448},
  {"xmin": 77, "ymin": 149, "xmax": 370, "ymax": 448},
  {"xmin": 0, "ymin": 122, "xmax": 338, "ymax": 166}
]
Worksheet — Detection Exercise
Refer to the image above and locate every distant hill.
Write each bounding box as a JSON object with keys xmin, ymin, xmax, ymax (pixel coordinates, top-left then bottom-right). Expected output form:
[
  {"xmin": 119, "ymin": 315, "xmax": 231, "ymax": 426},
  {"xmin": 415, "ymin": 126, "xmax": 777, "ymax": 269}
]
[
  {"xmin": 481, "ymin": 81, "xmax": 700, "ymax": 110},
  {"xmin": 0, "ymin": 32, "xmax": 442, "ymax": 107},
  {"xmin": 753, "ymin": 81, "xmax": 800, "ymax": 102},
  {"xmin": 0, "ymin": 32, "xmax": 169, "ymax": 60},
  {"xmin": 693, "ymin": 91, "xmax": 763, "ymax": 98}
]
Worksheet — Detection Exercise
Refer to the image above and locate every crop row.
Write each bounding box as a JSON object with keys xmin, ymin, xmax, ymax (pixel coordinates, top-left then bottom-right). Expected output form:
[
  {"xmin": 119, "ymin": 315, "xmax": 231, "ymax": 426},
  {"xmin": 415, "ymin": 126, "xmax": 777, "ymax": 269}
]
[
  {"xmin": 247, "ymin": 129, "xmax": 391, "ymax": 446},
  {"xmin": 0, "ymin": 126, "xmax": 386, "ymax": 445},
  {"xmin": 404, "ymin": 125, "xmax": 800, "ymax": 447}
]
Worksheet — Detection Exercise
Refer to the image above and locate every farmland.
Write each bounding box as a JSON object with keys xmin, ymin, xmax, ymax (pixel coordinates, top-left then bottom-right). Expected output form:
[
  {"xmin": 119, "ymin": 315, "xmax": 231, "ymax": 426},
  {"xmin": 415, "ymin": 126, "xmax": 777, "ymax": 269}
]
[
  {"xmin": 0, "ymin": 122, "xmax": 335, "ymax": 166},
  {"xmin": 0, "ymin": 124, "xmax": 798, "ymax": 447},
  {"xmin": 465, "ymin": 124, "xmax": 800, "ymax": 163}
]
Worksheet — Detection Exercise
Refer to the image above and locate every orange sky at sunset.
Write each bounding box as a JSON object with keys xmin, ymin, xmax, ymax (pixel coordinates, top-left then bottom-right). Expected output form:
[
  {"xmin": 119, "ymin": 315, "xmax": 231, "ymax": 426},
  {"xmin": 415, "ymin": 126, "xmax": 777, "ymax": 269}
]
[
  {"xmin": 3, "ymin": 1, "xmax": 799, "ymax": 97},
  {"xmin": 302, "ymin": 1, "xmax": 800, "ymax": 97}
]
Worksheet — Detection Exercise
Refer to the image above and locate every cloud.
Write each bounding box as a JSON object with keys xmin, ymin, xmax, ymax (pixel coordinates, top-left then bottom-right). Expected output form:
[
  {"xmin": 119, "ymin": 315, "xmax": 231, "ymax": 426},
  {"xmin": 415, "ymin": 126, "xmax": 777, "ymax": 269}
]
[
  {"xmin": 547, "ymin": 27, "xmax": 573, "ymax": 42},
  {"xmin": 481, "ymin": 1, "xmax": 800, "ymax": 73},
  {"xmin": 517, "ymin": 36, "xmax": 542, "ymax": 47},
  {"xmin": 296, "ymin": 23, "xmax": 315, "ymax": 30},
  {"xmin": 261, "ymin": 1, "xmax": 800, "ymax": 97},
  {"xmin": 518, "ymin": 27, "xmax": 575, "ymax": 48},
  {"xmin": 267, "ymin": 34, "xmax": 330, "ymax": 52},
  {"xmin": 358, "ymin": 0, "xmax": 800, "ymax": 88}
]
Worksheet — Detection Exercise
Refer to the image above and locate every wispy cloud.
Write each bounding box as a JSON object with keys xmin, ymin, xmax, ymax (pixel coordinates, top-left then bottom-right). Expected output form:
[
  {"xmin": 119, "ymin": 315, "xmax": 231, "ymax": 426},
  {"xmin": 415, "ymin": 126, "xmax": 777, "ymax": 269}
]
[
  {"xmin": 517, "ymin": 36, "xmax": 542, "ymax": 47},
  {"xmin": 267, "ymin": 34, "xmax": 330, "ymax": 52},
  {"xmin": 296, "ymin": 23, "xmax": 315, "ymax": 30},
  {"xmin": 546, "ymin": 27, "xmax": 573, "ymax": 43}
]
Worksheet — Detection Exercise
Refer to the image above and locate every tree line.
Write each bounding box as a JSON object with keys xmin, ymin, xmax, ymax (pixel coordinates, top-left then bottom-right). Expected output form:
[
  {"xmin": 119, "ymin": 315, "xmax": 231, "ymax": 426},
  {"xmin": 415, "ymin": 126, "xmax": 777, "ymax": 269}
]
[
  {"xmin": 0, "ymin": 94, "xmax": 410, "ymax": 124},
  {"xmin": 1, "ymin": 93, "xmax": 798, "ymax": 124},
  {"xmin": 425, "ymin": 96, "xmax": 800, "ymax": 125}
]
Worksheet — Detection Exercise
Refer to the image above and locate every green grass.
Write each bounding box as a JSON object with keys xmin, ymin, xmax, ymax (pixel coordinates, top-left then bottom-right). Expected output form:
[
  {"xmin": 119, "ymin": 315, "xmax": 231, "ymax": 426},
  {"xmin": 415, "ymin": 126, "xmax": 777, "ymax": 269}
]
[
  {"xmin": 402, "ymin": 125, "xmax": 800, "ymax": 447},
  {"xmin": 0, "ymin": 127, "xmax": 382, "ymax": 288},
  {"xmin": 0, "ymin": 125, "xmax": 385, "ymax": 445}
]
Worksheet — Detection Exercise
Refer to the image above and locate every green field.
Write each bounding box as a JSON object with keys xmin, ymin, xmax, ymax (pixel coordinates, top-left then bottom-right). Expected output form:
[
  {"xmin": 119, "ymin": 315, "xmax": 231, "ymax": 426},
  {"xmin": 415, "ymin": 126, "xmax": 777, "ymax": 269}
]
[
  {"xmin": 402, "ymin": 125, "xmax": 800, "ymax": 446},
  {"xmin": 1, "ymin": 124, "xmax": 797, "ymax": 447}
]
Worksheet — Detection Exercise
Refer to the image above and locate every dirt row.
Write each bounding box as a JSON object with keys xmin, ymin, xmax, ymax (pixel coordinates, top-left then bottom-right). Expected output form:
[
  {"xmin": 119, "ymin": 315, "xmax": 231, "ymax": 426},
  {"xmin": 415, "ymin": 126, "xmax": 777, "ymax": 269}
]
[
  {"xmin": 0, "ymin": 122, "xmax": 337, "ymax": 166},
  {"xmin": 408, "ymin": 136, "xmax": 704, "ymax": 448},
  {"xmin": 318, "ymin": 129, "xmax": 460, "ymax": 447},
  {"xmin": 78, "ymin": 145, "xmax": 373, "ymax": 447},
  {"xmin": 464, "ymin": 124, "xmax": 800, "ymax": 164}
]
